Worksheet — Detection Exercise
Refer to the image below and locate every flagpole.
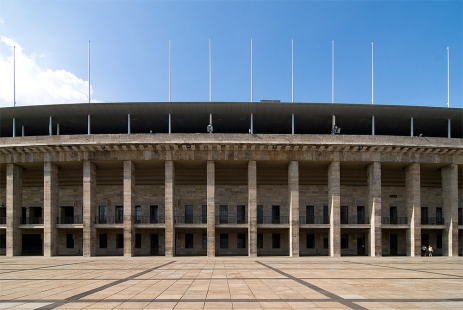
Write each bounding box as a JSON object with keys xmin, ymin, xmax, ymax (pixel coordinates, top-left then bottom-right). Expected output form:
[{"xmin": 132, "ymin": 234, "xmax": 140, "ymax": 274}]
[
  {"xmin": 372, "ymin": 42, "xmax": 374, "ymax": 105},
  {"xmin": 331, "ymin": 40, "xmax": 334, "ymax": 103},
  {"xmin": 168, "ymin": 39, "xmax": 171, "ymax": 102},
  {"xmin": 447, "ymin": 47, "xmax": 450, "ymax": 108},
  {"xmin": 292, "ymin": 39, "xmax": 294, "ymax": 103},
  {"xmin": 250, "ymin": 39, "xmax": 253, "ymax": 102},
  {"xmin": 209, "ymin": 38, "xmax": 212, "ymax": 102},
  {"xmin": 88, "ymin": 40, "xmax": 91, "ymax": 103},
  {"xmin": 14, "ymin": 46, "xmax": 16, "ymax": 107}
]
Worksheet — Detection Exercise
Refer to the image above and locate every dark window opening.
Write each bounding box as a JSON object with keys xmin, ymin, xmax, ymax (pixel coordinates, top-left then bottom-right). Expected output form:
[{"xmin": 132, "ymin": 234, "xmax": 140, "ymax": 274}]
[
  {"xmin": 272, "ymin": 234, "xmax": 280, "ymax": 248},
  {"xmin": 116, "ymin": 234, "xmax": 124, "ymax": 248},
  {"xmin": 257, "ymin": 234, "xmax": 263, "ymax": 248},
  {"xmin": 99, "ymin": 234, "xmax": 107, "ymax": 248},
  {"xmin": 237, "ymin": 234, "xmax": 246, "ymax": 249},
  {"xmin": 66, "ymin": 234, "xmax": 74, "ymax": 249},
  {"xmin": 307, "ymin": 234, "xmax": 314, "ymax": 248},
  {"xmin": 135, "ymin": 233, "xmax": 142, "ymax": 248},
  {"xmin": 220, "ymin": 234, "xmax": 228, "ymax": 249},
  {"xmin": 185, "ymin": 234, "xmax": 194, "ymax": 248}
]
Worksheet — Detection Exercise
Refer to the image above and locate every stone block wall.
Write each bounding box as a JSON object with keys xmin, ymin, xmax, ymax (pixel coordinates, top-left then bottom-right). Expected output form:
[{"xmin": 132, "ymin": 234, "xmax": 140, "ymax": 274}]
[
  {"xmin": 95, "ymin": 228, "xmax": 124, "ymax": 256},
  {"xmin": 56, "ymin": 229, "xmax": 83, "ymax": 255},
  {"xmin": 175, "ymin": 230, "xmax": 207, "ymax": 256},
  {"xmin": 421, "ymin": 188, "xmax": 443, "ymax": 219},
  {"xmin": 23, "ymin": 187, "xmax": 44, "ymax": 208},
  {"xmin": 340, "ymin": 186, "xmax": 368, "ymax": 219},
  {"xmin": 215, "ymin": 229, "xmax": 248, "ymax": 256},
  {"xmin": 256, "ymin": 228, "xmax": 289, "ymax": 256},
  {"xmin": 299, "ymin": 185, "xmax": 328, "ymax": 217},
  {"xmin": 381, "ymin": 230, "xmax": 407, "ymax": 255},
  {"xmin": 134, "ymin": 185, "xmax": 165, "ymax": 218},
  {"xmin": 174, "ymin": 185, "xmax": 206, "ymax": 218},
  {"xmin": 133, "ymin": 229, "xmax": 165, "ymax": 256},
  {"xmin": 215, "ymin": 185, "xmax": 248, "ymax": 216},
  {"xmin": 257, "ymin": 185, "xmax": 289, "ymax": 218},
  {"xmin": 381, "ymin": 187, "xmax": 407, "ymax": 218},
  {"xmin": 299, "ymin": 229, "xmax": 329, "ymax": 256}
]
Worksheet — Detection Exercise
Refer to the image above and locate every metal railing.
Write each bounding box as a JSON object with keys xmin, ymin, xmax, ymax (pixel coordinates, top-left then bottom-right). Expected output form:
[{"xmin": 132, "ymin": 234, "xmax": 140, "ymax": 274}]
[
  {"xmin": 421, "ymin": 217, "xmax": 444, "ymax": 225},
  {"xmin": 257, "ymin": 216, "xmax": 289, "ymax": 224},
  {"xmin": 20, "ymin": 217, "xmax": 43, "ymax": 224},
  {"xmin": 382, "ymin": 217, "xmax": 408, "ymax": 225},
  {"xmin": 215, "ymin": 216, "xmax": 248, "ymax": 224},
  {"xmin": 95, "ymin": 216, "xmax": 124, "ymax": 224},
  {"xmin": 174, "ymin": 216, "xmax": 207, "ymax": 224},
  {"xmin": 133, "ymin": 216, "xmax": 165, "ymax": 224},
  {"xmin": 299, "ymin": 216, "xmax": 329, "ymax": 224},
  {"xmin": 341, "ymin": 216, "xmax": 370, "ymax": 224},
  {"xmin": 57, "ymin": 216, "xmax": 82, "ymax": 224}
]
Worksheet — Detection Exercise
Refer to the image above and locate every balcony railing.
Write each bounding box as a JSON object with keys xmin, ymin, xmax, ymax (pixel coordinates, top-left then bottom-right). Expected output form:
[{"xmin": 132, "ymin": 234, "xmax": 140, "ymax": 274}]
[
  {"xmin": 341, "ymin": 216, "xmax": 370, "ymax": 224},
  {"xmin": 382, "ymin": 217, "xmax": 408, "ymax": 225},
  {"xmin": 174, "ymin": 216, "xmax": 207, "ymax": 224},
  {"xmin": 20, "ymin": 217, "xmax": 43, "ymax": 224},
  {"xmin": 133, "ymin": 216, "xmax": 165, "ymax": 224},
  {"xmin": 257, "ymin": 216, "xmax": 289, "ymax": 224},
  {"xmin": 215, "ymin": 216, "xmax": 248, "ymax": 224},
  {"xmin": 0, "ymin": 217, "xmax": 5, "ymax": 224},
  {"xmin": 299, "ymin": 216, "xmax": 329, "ymax": 224},
  {"xmin": 57, "ymin": 216, "xmax": 82, "ymax": 224},
  {"xmin": 421, "ymin": 217, "xmax": 444, "ymax": 225},
  {"xmin": 95, "ymin": 216, "xmax": 124, "ymax": 224}
]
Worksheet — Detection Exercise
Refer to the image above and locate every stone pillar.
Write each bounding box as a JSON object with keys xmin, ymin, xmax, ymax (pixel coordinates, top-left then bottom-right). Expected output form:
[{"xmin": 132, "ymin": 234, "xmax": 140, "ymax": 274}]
[
  {"xmin": 165, "ymin": 160, "xmax": 175, "ymax": 257},
  {"xmin": 44, "ymin": 162, "xmax": 58, "ymax": 257},
  {"xmin": 328, "ymin": 161, "xmax": 341, "ymax": 257},
  {"xmin": 123, "ymin": 161, "xmax": 135, "ymax": 257},
  {"xmin": 248, "ymin": 161, "xmax": 257, "ymax": 257},
  {"xmin": 83, "ymin": 161, "xmax": 96, "ymax": 257},
  {"xmin": 405, "ymin": 163, "xmax": 421, "ymax": 257},
  {"xmin": 288, "ymin": 161, "xmax": 299, "ymax": 257},
  {"xmin": 442, "ymin": 164, "xmax": 458, "ymax": 256},
  {"xmin": 207, "ymin": 161, "xmax": 215, "ymax": 257},
  {"xmin": 367, "ymin": 162, "xmax": 382, "ymax": 257},
  {"xmin": 6, "ymin": 164, "xmax": 22, "ymax": 256}
]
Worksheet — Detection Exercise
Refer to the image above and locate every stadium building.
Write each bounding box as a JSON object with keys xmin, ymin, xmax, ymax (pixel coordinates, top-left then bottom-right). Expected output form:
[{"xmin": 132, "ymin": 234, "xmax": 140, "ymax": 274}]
[{"xmin": 0, "ymin": 101, "xmax": 461, "ymax": 257}]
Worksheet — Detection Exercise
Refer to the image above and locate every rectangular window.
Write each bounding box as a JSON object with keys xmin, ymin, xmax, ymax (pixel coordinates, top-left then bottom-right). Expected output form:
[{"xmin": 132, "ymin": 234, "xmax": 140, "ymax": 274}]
[
  {"xmin": 421, "ymin": 207, "xmax": 428, "ymax": 224},
  {"xmin": 98, "ymin": 206, "xmax": 107, "ymax": 224},
  {"xmin": 357, "ymin": 206, "xmax": 365, "ymax": 224},
  {"xmin": 185, "ymin": 234, "xmax": 193, "ymax": 248},
  {"xmin": 257, "ymin": 234, "xmax": 263, "ymax": 248},
  {"xmin": 459, "ymin": 208, "xmax": 463, "ymax": 225},
  {"xmin": 66, "ymin": 234, "xmax": 74, "ymax": 249},
  {"xmin": 390, "ymin": 206, "xmax": 398, "ymax": 224},
  {"xmin": 202, "ymin": 205, "xmax": 207, "ymax": 224},
  {"xmin": 0, "ymin": 234, "xmax": 5, "ymax": 248},
  {"xmin": 257, "ymin": 205, "xmax": 263, "ymax": 224},
  {"xmin": 272, "ymin": 205, "xmax": 280, "ymax": 224},
  {"xmin": 220, "ymin": 234, "xmax": 228, "ymax": 249},
  {"xmin": 341, "ymin": 234, "xmax": 348, "ymax": 248},
  {"xmin": 202, "ymin": 233, "xmax": 207, "ymax": 249},
  {"xmin": 135, "ymin": 206, "xmax": 141, "ymax": 223},
  {"xmin": 341, "ymin": 206, "xmax": 348, "ymax": 224},
  {"xmin": 116, "ymin": 234, "xmax": 124, "ymax": 248},
  {"xmin": 150, "ymin": 205, "xmax": 159, "ymax": 223},
  {"xmin": 323, "ymin": 206, "xmax": 329, "ymax": 224},
  {"xmin": 219, "ymin": 205, "xmax": 228, "ymax": 224},
  {"xmin": 99, "ymin": 234, "xmax": 107, "ymax": 248},
  {"xmin": 185, "ymin": 205, "xmax": 193, "ymax": 223},
  {"xmin": 306, "ymin": 206, "xmax": 314, "ymax": 224},
  {"xmin": 135, "ymin": 233, "xmax": 142, "ymax": 248},
  {"xmin": 307, "ymin": 234, "xmax": 314, "ymax": 248},
  {"xmin": 323, "ymin": 237, "xmax": 329, "ymax": 249},
  {"xmin": 115, "ymin": 206, "xmax": 124, "ymax": 224},
  {"xmin": 436, "ymin": 207, "xmax": 443, "ymax": 225},
  {"xmin": 237, "ymin": 205, "xmax": 246, "ymax": 224},
  {"xmin": 436, "ymin": 234, "xmax": 442, "ymax": 249},
  {"xmin": 272, "ymin": 234, "xmax": 280, "ymax": 248},
  {"xmin": 237, "ymin": 234, "xmax": 246, "ymax": 249}
]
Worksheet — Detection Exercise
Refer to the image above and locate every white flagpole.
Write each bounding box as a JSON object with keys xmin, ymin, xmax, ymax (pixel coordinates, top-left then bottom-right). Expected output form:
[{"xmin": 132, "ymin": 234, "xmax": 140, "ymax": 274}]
[
  {"xmin": 250, "ymin": 39, "xmax": 253, "ymax": 102},
  {"xmin": 209, "ymin": 38, "xmax": 212, "ymax": 102},
  {"xmin": 332, "ymin": 40, "xmax": 334, "ymax": 103},
  {"xmin": 14, "ymin": 46, "xmax": 16, "ymax": 107},
  {"xmin": 447, "ymin": 47, "xmax": 450, "ymax": 108},
  {"xmin": 168, "ymin": 39, "xmax": 171, "ymax": 102},
  {"xmin": 88, "ymin": 40, "xmax": 91, "ymax": 103},
  {"xmin": 372, "ymin": 42, "xmax": 374, "ymax": 105},
  {"xmin": 292, "ymin": 39, "xmax": 294, "ymax": 103}
]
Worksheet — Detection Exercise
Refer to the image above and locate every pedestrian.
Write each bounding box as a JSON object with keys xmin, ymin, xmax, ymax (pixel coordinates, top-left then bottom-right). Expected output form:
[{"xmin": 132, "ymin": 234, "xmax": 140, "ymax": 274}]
[
  {"xmin": 428, "ymin": 245, "xmax": 433, "ymax": 257},
  {"xmin": 421, "ymin": 245, "xmax": 427, "ymax": 257}
]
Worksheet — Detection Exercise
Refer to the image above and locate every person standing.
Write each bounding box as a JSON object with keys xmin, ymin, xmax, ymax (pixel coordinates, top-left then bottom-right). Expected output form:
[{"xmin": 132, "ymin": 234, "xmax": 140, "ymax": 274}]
[
  {"xmin": 421, "ymin": 245, "xmax": 427, "ymax": 257},
  {"xmin": 428, "ymin": 245, "xmax": 433, "ymax": 257}
]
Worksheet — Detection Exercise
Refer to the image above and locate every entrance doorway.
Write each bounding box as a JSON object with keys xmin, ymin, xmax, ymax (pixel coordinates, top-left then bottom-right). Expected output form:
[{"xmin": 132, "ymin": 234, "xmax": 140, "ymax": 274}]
[
  {"xmin": 151, "ymin": 234, "xmax": 159, "ymax": 255},
  {"xmin": 390, "ymin": 234, "xmax": 398, "ymax": 255},
  {"xmin": 357, "ymin": 236, "xmax": 365, "ymax": 256},
  {"xmin": 22, "ymin": 234, "xmax": 43, "ymax": 255}
]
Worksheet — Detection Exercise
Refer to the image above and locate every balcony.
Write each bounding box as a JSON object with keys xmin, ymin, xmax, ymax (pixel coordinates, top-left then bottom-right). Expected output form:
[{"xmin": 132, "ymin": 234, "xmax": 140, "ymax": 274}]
[
  {"xmin": 216, "ymin": 216, "xmax": 248, "ymax": 225},
  {"xmin": 173, "ymin": 216, "xmax": 206, "ymax": 224},
  {"xmin": 299, "ymin": 216, "xmax": 329, "ymax": 225},
  {"xmin": 57, "ymin": 216, "xmax": 82, "ymax": 224},
  {"xmin": 257, "ymin": 216, "xmax": 289, "ymax": 224},
  {"xmin": 421, "ymin": 217, "xmax": 444, "ymax": 225},
  {"xmin": 95, "ymin": 216, "xmax": 124, "ymax": 224},
  {"xmin": 382, "ymin": 217, "xmax": 408, "ymax": 225},
  {"xmin": 20, "ymin": 217, "xmax": 43, "ymax": 225},
  {"xmin": 341, "ymin": 216, "xmax": 370, "ymax": 225},
  {"xmin": 133, "ymin": 216, "xmax": 165, "ymax": 224}
]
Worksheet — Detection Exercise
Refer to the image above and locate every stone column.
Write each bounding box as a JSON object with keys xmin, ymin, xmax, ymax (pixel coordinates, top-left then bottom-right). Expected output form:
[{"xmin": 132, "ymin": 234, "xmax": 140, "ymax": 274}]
[
  {"xmin": 405, "ymin": 162, "xmax": 421, "ymax": 257},
  {"xmin": 6, "ymin": 163, "xmax": 22, "ymax": 256},
  {"xmin": 442, "ymin": 164, "xmax": 458, "ymax": 256},
  {"xmin": 367, "ymin": 162, "xmax": 382, "ymax": 257},
  {"xmin": 83, "ymin": 161, "xmax": 97, "ymax": 257},
  {"xmin": 44, "ymin": 162, "xmax": 58, "ymax": 257},
  {"xmin": 123, "ymin": 161, "xmax": 135, "ymax": 257},
  {"xmin": 288, "ymin": 161, "xmax": 299, "ymax": 257},
  {"xmin": 328, "ymin": 161, "xmax": 341, "ymax": 257},
  {"xmin": 165, "ymin": 160, "xmax": 175, "ymax": 257},
  {"xmin": 207, "ymin": 161, "xmax": 215, "ymax": 257},
  {"xmin": 248, "ymin": 161, "xmax": 257, "ymax": 257}
]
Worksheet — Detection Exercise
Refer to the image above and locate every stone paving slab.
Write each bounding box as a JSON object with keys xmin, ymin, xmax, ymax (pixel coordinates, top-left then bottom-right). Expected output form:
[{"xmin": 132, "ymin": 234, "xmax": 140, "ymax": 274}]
[{"xmin": 0, "ymin": 256, "xmax": 462, "ymax": 309}]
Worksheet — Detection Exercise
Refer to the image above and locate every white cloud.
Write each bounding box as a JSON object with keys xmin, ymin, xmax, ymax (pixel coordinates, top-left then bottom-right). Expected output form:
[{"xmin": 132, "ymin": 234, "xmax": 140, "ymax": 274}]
[
  {"xmin": 0, "ymin": 36, "xmax": 100, "ymax": 107},
  {"xmin": 0, "ymin": 18, "xmax": 4, "ymax": 24}
]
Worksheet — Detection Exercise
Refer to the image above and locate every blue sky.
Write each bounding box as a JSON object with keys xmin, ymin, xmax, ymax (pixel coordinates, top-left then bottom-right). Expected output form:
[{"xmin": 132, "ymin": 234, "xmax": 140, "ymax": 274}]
[{"xmin": 0, "ymin": 0, "xmax": 461, "ymax": 108}]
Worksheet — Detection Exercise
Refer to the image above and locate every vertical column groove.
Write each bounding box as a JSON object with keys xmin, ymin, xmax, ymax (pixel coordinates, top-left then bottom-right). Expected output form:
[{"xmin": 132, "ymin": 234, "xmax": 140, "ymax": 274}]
[
  {"xmin": 44, "ymin": 162, "xmax": 58, "ymax": 257},
  {"xmin": 83, "ymin": 161, "xmax": 96, "ymax": 257},
  {"xmin": 123, "ymin": 161, "xmax": 135, "ymax": 257},
  {"xmin": 6, "ymin": 164, "xmax": 22, "ymax": 256},
  {"xmin": 367, "ymin": 162, "xmax": 381, "ymax": 257},
  {"xmin": 328, "ymin": 161, "xmax": 340, "ymax": 257},
  {"xmin": 442, "ymin": 164, "xmax": 458, "ymax": 256},
  {"xmin": 289, "ymin": 161, "xmax": 299, "ymax": 257},
  {"xmin": 207, "ymin": 161, "xmax": 215, "ymax": 257},
  {"xmin": 406, "ymin": 163, "xmax": 420, "ymax": 257},
  {"xmin": 165, "ymin": 160, "xmax": 175, "ymax": 257},
  {"xmin": 248, "ymin": 161, "xmax": 257, "ymax": 257}
]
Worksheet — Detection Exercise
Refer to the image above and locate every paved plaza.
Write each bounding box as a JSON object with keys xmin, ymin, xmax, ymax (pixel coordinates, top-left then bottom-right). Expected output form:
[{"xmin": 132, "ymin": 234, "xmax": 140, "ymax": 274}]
[{"xmin": 0, "ymin": 256, "xmax": 462, "ymax": 310}]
